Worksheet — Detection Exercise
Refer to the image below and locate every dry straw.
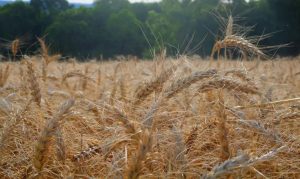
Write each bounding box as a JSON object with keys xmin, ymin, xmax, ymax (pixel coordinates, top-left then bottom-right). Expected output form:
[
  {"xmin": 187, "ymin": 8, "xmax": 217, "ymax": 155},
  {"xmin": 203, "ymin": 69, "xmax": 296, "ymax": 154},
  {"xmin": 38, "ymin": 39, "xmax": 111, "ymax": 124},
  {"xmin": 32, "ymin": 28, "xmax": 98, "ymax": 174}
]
[{"xmin": 0, "ymin": 64, "xmax": 10, "ymax": 87}]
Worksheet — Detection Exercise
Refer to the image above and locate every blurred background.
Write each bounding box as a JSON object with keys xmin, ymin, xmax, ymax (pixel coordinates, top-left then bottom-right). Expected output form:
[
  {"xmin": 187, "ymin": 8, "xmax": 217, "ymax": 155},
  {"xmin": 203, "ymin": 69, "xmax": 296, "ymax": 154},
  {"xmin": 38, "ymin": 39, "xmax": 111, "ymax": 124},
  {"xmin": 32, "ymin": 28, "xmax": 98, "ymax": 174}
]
[{"xmin": 0, "ymin": 0, "xmax": 299, "ymax": 59}]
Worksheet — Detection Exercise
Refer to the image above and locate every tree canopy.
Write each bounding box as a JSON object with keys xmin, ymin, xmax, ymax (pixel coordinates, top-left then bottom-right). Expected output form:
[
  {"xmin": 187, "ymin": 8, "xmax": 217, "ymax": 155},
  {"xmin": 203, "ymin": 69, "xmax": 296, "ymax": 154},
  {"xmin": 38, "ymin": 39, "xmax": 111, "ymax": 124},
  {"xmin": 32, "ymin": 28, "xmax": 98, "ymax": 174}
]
[{"xmin": 0, "ymin": 0, "xmax": 299, "ymax": 59}]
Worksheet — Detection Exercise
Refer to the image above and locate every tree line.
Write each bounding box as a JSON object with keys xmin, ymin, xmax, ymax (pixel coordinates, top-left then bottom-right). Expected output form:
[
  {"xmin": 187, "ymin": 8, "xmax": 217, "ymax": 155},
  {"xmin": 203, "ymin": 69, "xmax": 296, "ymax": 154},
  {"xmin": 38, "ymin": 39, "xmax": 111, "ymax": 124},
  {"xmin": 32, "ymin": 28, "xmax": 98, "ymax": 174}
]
[{"xmin": 0, "ymin": 0, "xmax": 299, "ymax": 59}]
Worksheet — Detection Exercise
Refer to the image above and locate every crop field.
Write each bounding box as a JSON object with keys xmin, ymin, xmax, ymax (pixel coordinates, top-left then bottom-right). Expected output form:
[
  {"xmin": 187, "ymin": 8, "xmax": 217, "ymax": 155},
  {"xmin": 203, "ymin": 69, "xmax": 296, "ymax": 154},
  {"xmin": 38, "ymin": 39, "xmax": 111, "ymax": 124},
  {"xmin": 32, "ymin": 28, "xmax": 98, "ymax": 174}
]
[
  {"xmin": 0, "ymin": 13, "xmax": 300, "ymax": 178},
  {"xmin": 0, "ymin": 54, "xmax": 299, "ymax": 178}
]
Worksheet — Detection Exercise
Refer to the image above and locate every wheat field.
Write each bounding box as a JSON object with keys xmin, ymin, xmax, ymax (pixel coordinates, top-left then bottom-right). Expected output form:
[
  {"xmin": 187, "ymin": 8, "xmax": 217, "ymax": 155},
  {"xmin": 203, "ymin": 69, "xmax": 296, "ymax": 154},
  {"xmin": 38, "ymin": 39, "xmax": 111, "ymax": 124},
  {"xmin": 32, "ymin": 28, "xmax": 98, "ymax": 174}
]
[{"xmin": 0, "ymin": 54, "xmax": 299, "ymax": 178}]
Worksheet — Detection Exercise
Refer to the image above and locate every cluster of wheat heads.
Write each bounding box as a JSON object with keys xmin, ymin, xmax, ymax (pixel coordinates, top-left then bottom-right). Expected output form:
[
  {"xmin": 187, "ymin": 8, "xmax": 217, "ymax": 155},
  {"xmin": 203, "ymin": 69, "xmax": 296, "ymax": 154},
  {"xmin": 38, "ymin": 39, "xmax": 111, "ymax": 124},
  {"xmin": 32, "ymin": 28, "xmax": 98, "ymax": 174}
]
[
  {"xmin": 209, "ymin": 15, "xmax": 277, "ymax": 69},
  {"xmin": 0, "ymin": 24, "xmax": 300, "ymax": 179}
]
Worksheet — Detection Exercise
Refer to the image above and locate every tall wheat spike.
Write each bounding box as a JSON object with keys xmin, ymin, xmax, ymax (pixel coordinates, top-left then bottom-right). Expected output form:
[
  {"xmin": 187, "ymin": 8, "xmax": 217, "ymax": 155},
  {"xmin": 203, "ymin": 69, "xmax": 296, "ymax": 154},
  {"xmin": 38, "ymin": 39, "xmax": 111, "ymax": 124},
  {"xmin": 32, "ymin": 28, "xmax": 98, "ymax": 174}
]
[
  {"xmin": 216, "ymin": 90, "xmax": 230, "ymax": 161},
  {"xmin": 210, "ymin": 16, "xmax": 268, "ymax": 66},
  {"xmin": 164, "ymin": 69, "xmax": 217, "ymax": 99},
  {"xmin": 25, "ymin": 61, "xmax": 42, "ymax": 106},
  {"xmin": 134, "ymin": 64, "xmax": 177, "ymax": 105},
  {"xmin": 11, "ymin": 39, "xmax": 20, "ymax": 61},
  {"xmin": 33, "ymin": 99, "xmax": 75, "ymax": 172}
]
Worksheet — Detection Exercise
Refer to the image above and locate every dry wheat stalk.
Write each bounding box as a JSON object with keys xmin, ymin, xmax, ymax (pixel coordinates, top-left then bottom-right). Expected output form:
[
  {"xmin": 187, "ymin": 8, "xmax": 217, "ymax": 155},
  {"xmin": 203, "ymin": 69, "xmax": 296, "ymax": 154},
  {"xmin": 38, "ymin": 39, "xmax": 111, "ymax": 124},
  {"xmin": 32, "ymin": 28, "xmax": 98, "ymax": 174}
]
[
  {"xmin": 225, "ymin": 15, "xmax": 233, "ymax": 37},
  {"xmin": 81, "ymin": 65, "xmax": 89, "ymax": 90},
  {"xmin": 203, "ymin": 145, "xmax": 286, "ymax": 179},
  {"xmin": 48, "ymin": 89, "xmax": 71, "ymax": 99},
  {"xmin": 0, "ymin": 97, "xmax": 13, "ymax": 117},
  {"xmin": 109, "ymin": 80, "xmax": 117, "ymax": 105},
  {"xmin": 55, "ymin": 127, "xmax": 66, "ymax": 162},
  {"xmin": 11, "ymin": 39, "xmax": 20, "ymax": 61},
  {"xmin": 38, "ymin": 37, "xmax": 49, "ymax": 82},
  {"xmin": 228, "ymin": 108, "xmax": 282, "ymax": 143},
  {"xmin": 0, "ymin": 64, "xmax": 10, "ymax": 87},
  {"xmin": 235, "ymin": 97, "xmax": 300, "ymax": 109},
  {"xmin": 119, "ymin": 76, "xmax": 127, "ymax": 102},
  {"xmin": 225, "ymin": 69, "xmax": 255, "ymax": 85},
  {"xmin": 203, "ymin": 153, "xmax": 250, "ymax": 179},
  {"xmin": 237, "ymin": 119, "xmax": 282, "ymax": 143},
  {"xmin": 125, "ymin": 129, "xmax": 152, "ymax": 179},
  {"xmin": 133, "ymin": 65, "xmax": 177, "ymax": 105},
  {"xmin": 164, "ymin": 69, "xmax": 217, "ymax": 99},
  {"xmin": 185, "ymin": 126, "xmax": 198, "ymax": 154},
  {"xmin": 277, "ymin": 112, "xmax": 300, "ymax": 121},
  {"xmin": 81, "ymin": 99, "xmax": 100, "ymax": 118},
  {"xmin": 211, "ymin": 35, "xmax": 267, "ymax": 61},
  {"xmin": 37, "ymin": 38, "xmax": 49, "ymax": 62},
  {"xmin": 216, "ymin": 91, "xmax": 230, "ymax": 161},
  {"xmin": 72, "ymin": 145, "xmax": 102, "ymax": 162},
  {"xmin": 0, "ymin": 99, "xmax": 32, "ymax": 149},
  {"xmin": 102, "ymin": 103, "xmax": 138, "ymax": 140},
  {"xmin": 42, "ymin": 55, "xmax": 61, "ymax": 82},
  {"xmin": 33, "ymin": 99, "xmax": 75, "ymax": 172},
  {"xmin": 25, "ymin": 61, "xmax": 42, "ymax": 106},
  {"xmin": 61, "ymin": 70, "xmax": 95, "ymax": 87},
  {"xmin": 125, "ymin": 96, "xmax": 162, "ymax": 178},
  {"xmin": 171, "ymin": 126, "xmax": 187, "ymax": 170},
  {"xmin": 197, "ymin": 76, "xmax": 260, "ymax": 95}
]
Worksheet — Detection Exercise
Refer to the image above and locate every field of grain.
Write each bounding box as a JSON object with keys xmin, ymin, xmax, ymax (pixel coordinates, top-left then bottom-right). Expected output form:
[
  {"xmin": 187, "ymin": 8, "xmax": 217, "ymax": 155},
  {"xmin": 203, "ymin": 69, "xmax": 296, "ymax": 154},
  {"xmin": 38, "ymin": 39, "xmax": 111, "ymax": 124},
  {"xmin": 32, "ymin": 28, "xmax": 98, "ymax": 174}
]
[{"xmin": 0, "ymin": 55, "xmax": 299, "ymax": 178}]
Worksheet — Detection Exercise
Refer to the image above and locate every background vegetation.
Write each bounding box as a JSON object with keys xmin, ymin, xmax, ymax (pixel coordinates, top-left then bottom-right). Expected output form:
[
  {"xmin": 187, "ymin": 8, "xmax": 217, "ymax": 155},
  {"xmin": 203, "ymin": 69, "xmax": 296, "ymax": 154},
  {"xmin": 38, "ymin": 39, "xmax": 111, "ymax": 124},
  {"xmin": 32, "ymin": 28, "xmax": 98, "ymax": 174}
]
[{"xmin": 0, "ymin": 0, "xmax": 299, "ymax": 59}]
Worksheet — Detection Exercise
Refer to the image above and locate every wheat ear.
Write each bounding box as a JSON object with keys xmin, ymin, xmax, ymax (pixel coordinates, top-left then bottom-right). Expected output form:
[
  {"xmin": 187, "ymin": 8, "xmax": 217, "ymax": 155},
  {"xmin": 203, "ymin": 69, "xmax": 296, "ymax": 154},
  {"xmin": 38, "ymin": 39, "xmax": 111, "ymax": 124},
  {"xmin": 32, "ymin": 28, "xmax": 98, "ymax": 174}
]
[
  {"xmin": 25, "ymin": 61, "xmax": 42, "ymax": 106},
  {"xmin": 203, "ymin": 145, "xmax": 286, "ymax": 179},
  {"xmin": 11, "ymin": 38, "xmax": 20, "ymax": 61},
  {"xmin": 163, "ymin": 69, "xmax": 217, "ymax": 99},
  {"xmin": 125, "ymin": 129, "xmax": 152, "ymax": 179},
  {"xmin": 185, "ymin": 126, "xmax": 198, "ymax": 154},
  {"xmin": 0, "ymin": 64, "xmax": 10, "ymax": 87},
  {"xmin": 216, "ymin": 91, "xmax": 230, "ymax": 161},
  {"xmin": 133, "ymin": 65, "xmax": 177, "ymax": 105},
  {"xmin": 33, "ymin": 99, "xmax": 74, "ymax": 172},
  {"xmin": 197, "ymin": 76, "xmax": 260, "ymax": 95}
]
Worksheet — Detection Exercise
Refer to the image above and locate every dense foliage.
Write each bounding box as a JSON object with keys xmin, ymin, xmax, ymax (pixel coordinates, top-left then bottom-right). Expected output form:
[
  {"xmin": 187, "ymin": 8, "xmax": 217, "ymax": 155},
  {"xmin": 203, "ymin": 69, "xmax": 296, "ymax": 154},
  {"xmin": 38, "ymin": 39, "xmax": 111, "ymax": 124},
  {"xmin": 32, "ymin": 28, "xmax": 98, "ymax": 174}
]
[{"xmin": 0, "ymin": 0, "xmax": 299, "ymax": 59}]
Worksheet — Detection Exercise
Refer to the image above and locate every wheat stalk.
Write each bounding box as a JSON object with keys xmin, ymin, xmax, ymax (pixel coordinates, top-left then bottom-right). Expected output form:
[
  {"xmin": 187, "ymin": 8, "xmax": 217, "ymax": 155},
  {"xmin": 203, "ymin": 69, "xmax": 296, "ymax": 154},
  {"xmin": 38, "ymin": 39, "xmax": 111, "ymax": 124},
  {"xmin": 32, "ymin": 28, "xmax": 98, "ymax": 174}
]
[
  {"xmin": 185, "ymin": 126, "xmax": 198, "ymax": 154},
  {"xmin": 0, "ymin": 64, "xmax": 10, "ymax": 87},
  {"xmin": 197, "ymin": 76, "xmax": 260, "ymax": 95},
  {"xmin": 216, "ymin": 91, "xmax": 230, "ymax": 161},
  {"xmin": 235, "ymin": 97, "xmax": 300, "ymax": 109},
  {"xmin": 33, "ymin": 99, "xmax": 75, "ymax": 172},
  {"xmin": 125, "ymin": 129, "xmax": 152, "ymax": 179},
  {"xmin": 11, "ymin": 39, "xmax": 20, "ymax": 61},
  {"xmin": 0, "ymin": 99, "xmax": 32, "ymax": 149},
  {"xmin": 133, "ymin": 65, "xmax": 177, "ymax": 105},
  {"xmin": 203, "ymin": 146, "xmax": 286, "ymax": 179},
  {"xmin": 25, "ymin": 61, "xmax": 42, "ymax": 106},
  {"xmin": 164, "ymin": 69, "xmax": 217, "ymax": 99}
]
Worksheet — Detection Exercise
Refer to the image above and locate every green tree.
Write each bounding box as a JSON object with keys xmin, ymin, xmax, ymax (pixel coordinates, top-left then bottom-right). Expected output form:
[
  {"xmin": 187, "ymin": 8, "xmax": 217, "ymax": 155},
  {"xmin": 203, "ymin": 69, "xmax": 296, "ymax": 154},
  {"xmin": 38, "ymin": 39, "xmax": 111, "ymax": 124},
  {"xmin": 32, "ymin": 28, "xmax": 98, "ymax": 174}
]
[
  {"xmin": 0, "ymin": 1, "xmax": 38, "ymax": 57},
  {"xmin": 106, "ymin": 9, "xmax": 145, "ymax": 57},
  {"xmin": 30, "ymin": 0, "xmax": 69, "ymax": 15},
  {"xmin": 46, "ymin": 8, "xmax": 99, "ymax": 58}
]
